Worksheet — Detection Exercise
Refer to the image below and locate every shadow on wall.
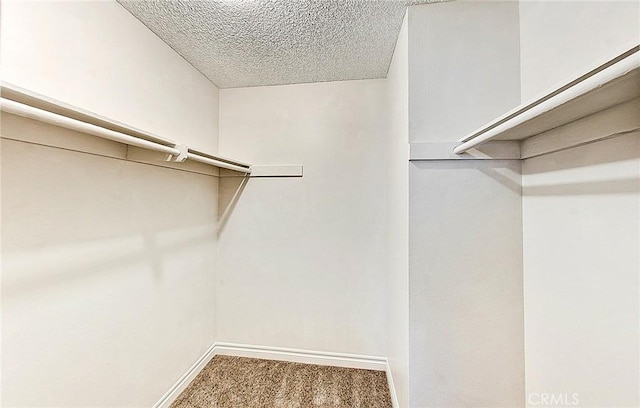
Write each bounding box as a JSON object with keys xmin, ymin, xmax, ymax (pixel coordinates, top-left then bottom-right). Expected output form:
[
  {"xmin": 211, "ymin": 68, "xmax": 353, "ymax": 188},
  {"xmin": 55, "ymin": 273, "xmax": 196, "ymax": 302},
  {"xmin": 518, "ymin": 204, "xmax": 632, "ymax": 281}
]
[
  {"xmin": 1, "ymin": 124, "xmax": 221, "ymax": 406},
  {"xmin": 411, "ymin": 133, "xmax": 640, "ymax": 199},
  {"xmin": 411, "ymin": 159, "xmax": 523, "ymax": 195},
  {"xmin": 1, "ymin": 224, "xmax": 217, "ymax": 298},
  {"xmin": 1, "ymin": 116, "xmax": 219, "ymax": 298},
  {"xmin": 218, "ymin": 172, "xmax": 250, "ymax": 236},
  {"xmin": 523, "ymin": 178, "xmax": 639, "ymax": 196},
  {"xmin": 523, "ymin": 134, "xmax": 640, "ymax": 197}
]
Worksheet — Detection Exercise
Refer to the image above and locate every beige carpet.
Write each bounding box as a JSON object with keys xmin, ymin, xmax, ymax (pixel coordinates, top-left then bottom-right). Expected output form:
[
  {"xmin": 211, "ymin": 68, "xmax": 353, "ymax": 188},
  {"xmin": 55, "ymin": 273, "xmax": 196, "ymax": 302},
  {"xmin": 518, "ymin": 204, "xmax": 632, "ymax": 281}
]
[{"xmin": 170, "ymin": 355, "xmax": 393, "ymax": 408}]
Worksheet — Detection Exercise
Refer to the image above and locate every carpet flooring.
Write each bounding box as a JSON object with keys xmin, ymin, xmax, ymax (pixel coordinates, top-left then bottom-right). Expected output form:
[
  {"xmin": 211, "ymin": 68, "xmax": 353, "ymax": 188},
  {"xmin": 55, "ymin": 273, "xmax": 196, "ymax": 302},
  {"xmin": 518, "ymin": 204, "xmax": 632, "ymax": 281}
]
[{"xmin": 170, "ymin": 355, "xmax": 393, "ymax": 408}]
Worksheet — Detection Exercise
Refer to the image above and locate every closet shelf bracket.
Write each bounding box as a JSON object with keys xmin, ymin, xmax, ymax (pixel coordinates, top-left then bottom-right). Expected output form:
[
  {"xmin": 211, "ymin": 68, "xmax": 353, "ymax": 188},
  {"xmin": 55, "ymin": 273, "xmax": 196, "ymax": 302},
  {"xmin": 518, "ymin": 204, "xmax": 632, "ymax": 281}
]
[{"xmin": 167, "ymin": 144, "xmax": 188, "ymax": 162}]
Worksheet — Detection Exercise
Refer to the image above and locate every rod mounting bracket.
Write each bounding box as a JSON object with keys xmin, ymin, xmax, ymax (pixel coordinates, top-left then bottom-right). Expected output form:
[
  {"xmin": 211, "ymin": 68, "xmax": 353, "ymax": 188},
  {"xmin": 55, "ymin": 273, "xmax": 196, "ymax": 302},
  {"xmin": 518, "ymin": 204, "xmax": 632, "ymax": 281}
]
[{"xmin": 167, "ymin": 144, "xmax": 188, "ymax": 162}]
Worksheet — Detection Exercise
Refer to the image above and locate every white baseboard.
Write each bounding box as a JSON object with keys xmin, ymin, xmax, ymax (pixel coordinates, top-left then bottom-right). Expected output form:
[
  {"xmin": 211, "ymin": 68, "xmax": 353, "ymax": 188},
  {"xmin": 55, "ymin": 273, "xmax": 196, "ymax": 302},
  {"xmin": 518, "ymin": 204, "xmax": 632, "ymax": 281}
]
[
  {"xmin": 213, "ymin": 342, "xmax": 388, "ymax": 371},
  {"xmin": 154, "ymin": 342, "xmax": 397, "ymax": 408},
  {"xmin": 386, "ymin": 363, "xmax": 400, "ymax": 408},
  {"xmin": 153, "ymin": 343, "xmax": 217, "ymax": 408}
]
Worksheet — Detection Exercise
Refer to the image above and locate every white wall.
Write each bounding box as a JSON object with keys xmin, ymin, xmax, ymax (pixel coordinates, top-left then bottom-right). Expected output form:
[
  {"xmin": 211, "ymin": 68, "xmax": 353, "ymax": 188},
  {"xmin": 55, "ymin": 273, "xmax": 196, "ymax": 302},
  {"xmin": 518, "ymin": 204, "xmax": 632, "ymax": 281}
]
[
  {"xmin": 409, "ymin": 160, "xmax": 524, "ymax": 408},
  {"xmin": 523, "ymin": 135, "xmax": 640, "ymax": 408},
  {"xmin": 519, "ymin": 0, "xmax": 640, "ymax": 102},
  {"xmin": 217, "ymin": 79, "xmax": 389, "ymax": 357},
  {"xmin": 0, "ymin": 0, "xmax": 219, "ymax": 153},
  {"xmin": 520, "ymin": 2, "xmax": 640, "ymax": 406},
  {"xmin": 1, "ymin": 117, "xmax": 219, "ymax": 407},
  {"xmin": 1, "ymin": 1, "xmax": 221, "ymax": 406},
  {"xmin": 409, "ymin": 1, "xmax": 521, "ymax": 142},
  {"xmin": 385, "ymin": 12, "xmax": 410, "ymax": 408},
  {"xmin": 408, "ymin": 2, "xmax": 524, "ymax": 406}
]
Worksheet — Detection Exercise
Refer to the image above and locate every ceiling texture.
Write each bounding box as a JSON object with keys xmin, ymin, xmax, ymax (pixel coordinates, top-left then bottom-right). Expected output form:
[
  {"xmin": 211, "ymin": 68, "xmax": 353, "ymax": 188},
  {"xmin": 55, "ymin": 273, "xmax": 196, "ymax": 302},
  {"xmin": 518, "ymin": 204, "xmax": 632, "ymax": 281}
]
[{"xmin": 118, "ymin": 0, "xmax": 441, "ymax": 88}]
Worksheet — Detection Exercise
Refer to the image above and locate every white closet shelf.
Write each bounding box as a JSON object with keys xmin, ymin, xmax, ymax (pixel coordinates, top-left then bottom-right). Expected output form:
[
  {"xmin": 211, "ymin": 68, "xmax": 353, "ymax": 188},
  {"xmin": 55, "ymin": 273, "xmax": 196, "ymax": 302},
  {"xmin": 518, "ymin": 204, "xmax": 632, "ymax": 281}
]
[
  {"xmin": 453, "ymin": 45, "xmax": 640, "ymax": 155},
  {"xmin": 0, "ymin": 82, "xmax": 252, "ymax": 174}
]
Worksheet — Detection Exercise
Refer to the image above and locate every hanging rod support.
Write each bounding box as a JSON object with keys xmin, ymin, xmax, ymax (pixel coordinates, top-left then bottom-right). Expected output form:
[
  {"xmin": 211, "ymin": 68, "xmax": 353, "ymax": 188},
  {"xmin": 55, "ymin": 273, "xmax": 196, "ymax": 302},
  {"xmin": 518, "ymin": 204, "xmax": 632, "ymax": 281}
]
[{"xmin": 167, "ymin": 144, "xmax": 188, "ymax": 162}]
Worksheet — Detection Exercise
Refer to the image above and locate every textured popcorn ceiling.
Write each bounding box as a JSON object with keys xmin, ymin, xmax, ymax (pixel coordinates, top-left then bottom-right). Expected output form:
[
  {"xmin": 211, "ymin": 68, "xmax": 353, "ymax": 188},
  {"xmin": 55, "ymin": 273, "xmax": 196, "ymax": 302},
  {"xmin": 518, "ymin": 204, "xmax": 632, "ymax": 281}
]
[{"xmin": 118, "ymin": 0, "xmax": 439, "ymax": 88}]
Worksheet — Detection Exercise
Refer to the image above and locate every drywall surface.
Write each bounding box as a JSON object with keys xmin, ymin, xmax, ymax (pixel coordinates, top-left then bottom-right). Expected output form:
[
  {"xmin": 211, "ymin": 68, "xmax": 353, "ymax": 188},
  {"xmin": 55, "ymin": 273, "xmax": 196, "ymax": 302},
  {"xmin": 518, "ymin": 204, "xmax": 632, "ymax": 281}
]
[
  {"xmin": 1, "ymin": 1, "xmax": 221, "ymax": 405},
  {"xmin": 217, "ymin": 79, "xmax": 389, "ymax": 357},
  {"xmin": 408, "ymin": 1, "xmax": 521, "ymax": 142},
  {"xmin": 407, "ymin": 2, "xmax": 524, "ymax": 406},
  {"xmin": 385, "ymin": 12, "xmax": 410, "ymax": 408},
  {"xmin": 1, "ymin": 115, "xmax": 218, "ymax": 407},
  {"xmin": 520, "ymin": 4, "xmax": 640, "ymax": 406},
  {"xmin": 409, "ymin": 160, "xmax": 524, "ymax": 407},
  {"xmin": 522, "ymin": 134, "xmax": 640, "ymax": 407},
  {"xmin": 519, "ymin": 0, "xmax": 640, "ymax": 102},
  {"xmin": 0, "ymin": 0, "xmax": 219, "ymax": 153}
]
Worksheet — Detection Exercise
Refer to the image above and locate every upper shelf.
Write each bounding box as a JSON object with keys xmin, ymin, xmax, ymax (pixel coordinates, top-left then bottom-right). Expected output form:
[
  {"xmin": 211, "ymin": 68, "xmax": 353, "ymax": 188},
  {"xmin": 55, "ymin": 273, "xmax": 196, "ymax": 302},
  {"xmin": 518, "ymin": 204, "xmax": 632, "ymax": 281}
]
[
  {"xmin": 1, "ymin": 82, "xmax": 252, "ymax": 173},
  {"xmin": 454, "ymin": 46, "xmax": 640, "ymax": 154}
]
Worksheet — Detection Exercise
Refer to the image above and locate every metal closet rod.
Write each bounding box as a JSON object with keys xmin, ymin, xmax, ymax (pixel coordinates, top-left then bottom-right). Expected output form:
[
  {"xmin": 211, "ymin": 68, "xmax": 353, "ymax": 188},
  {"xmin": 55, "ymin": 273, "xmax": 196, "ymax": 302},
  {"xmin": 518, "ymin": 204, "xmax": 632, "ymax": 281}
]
[{"xmin": 0, "ymin": 97, "xmax": 252, "ymax": 174}]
